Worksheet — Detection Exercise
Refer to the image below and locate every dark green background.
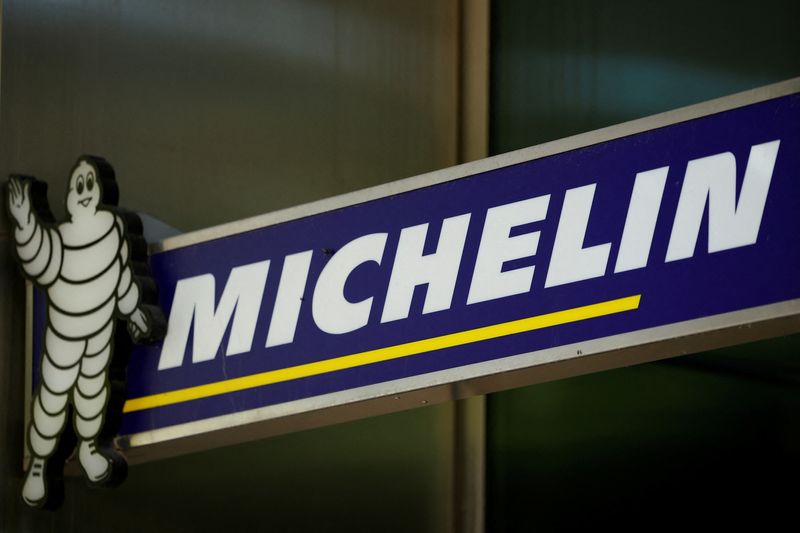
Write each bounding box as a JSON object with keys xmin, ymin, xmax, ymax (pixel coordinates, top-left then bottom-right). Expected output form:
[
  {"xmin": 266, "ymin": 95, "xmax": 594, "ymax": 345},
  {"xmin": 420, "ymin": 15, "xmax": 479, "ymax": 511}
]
[{"xmin": 488, "ymin": 1, "xmax": 799, "ymax": 530}]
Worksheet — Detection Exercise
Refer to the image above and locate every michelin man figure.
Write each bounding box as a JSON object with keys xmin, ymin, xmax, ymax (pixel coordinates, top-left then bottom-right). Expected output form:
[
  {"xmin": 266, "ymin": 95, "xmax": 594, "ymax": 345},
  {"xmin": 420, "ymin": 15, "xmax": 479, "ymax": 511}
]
[{"xmin": 6, "ymin": 156, "xmax": 165, "ymax": 508}]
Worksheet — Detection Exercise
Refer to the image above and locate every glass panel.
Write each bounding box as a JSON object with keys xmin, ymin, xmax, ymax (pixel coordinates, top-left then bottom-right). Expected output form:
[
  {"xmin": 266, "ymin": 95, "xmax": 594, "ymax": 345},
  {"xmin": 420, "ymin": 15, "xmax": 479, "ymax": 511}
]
[{"xmin": 488, "ymin": 1, "xmax": 800, "ymax": 530}]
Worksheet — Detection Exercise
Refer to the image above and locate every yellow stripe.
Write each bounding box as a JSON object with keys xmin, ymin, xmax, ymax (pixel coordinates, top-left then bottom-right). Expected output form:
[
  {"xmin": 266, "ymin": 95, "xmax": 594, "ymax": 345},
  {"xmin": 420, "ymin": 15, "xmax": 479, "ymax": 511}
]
[{"xmin": 123, "ymin": 294, "xmax": 641, "ymax": 413}]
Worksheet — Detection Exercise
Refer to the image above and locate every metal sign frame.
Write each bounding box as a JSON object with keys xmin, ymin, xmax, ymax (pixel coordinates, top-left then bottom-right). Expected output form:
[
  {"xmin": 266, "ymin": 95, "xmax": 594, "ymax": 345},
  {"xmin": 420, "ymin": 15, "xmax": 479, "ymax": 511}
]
[{"xmin": 25, "ymin": 77, "xmax": 800, "ymax": 465}]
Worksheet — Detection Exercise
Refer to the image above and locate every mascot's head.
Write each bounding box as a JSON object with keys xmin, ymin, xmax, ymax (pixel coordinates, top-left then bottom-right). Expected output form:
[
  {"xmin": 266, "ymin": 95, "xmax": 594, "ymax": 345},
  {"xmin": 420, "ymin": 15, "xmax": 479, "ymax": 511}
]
[{"xmin": 65, "ymin": 156, "xmax": 118, "ymax": 220}]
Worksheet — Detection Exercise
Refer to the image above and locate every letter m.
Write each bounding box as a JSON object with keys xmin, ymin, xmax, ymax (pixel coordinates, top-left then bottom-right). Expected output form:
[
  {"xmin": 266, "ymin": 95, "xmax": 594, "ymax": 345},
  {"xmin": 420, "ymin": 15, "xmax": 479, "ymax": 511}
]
[{"xmin": 158, "ymin": 261, "xmax": 270, "ymax": 370}]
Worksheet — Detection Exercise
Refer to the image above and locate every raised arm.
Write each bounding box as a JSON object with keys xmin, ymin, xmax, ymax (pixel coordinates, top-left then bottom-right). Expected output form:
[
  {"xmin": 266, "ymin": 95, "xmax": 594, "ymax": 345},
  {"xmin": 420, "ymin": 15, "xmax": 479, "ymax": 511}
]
[{"xmin": 6, "ymin": 176, "xmax": 62, "ymax": 287}]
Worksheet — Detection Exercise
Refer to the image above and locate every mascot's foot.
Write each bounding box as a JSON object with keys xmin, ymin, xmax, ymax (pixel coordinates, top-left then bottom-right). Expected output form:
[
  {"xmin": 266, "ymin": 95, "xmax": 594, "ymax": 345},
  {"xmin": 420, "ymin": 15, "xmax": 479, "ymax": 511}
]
[
  {"xmin": 22, "ymin": 457, "xmax": 47, "ymax": 508},
  {"xmin": 78, "ymin": 440, "xmax": 111, "ymax": 484}
]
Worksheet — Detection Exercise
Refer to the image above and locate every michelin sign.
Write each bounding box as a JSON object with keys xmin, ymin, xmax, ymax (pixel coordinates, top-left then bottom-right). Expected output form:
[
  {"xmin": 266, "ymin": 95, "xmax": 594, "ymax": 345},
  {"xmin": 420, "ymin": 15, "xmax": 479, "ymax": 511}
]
[{"xmin": 20, "ymin": 80, "xmax": 800, "ymax": 470}]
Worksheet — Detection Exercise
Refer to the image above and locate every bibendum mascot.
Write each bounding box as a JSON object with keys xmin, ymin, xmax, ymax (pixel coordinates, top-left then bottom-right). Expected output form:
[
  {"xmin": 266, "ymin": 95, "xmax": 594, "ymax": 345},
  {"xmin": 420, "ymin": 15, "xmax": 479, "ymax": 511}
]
[{"xmin": 6, "ymin": 156, "xmax": 165, "ymax": 509}]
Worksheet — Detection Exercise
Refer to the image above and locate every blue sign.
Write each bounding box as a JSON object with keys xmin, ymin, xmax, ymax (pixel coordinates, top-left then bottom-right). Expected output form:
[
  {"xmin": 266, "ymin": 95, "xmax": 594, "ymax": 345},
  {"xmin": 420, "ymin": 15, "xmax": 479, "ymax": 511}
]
[{"xmin": 30, "ymin": 84, "xmax": 800, "ymax": 451}]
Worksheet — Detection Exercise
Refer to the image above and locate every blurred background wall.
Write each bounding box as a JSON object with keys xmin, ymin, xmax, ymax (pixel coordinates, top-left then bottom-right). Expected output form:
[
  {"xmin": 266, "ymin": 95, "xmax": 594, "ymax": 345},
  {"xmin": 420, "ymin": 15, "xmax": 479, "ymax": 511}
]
[
  {"xmin": 488, "ymin": 1, "xmax": 799, "ymax": 530},
  {"xmin": 0, "ymin": 1, "xmax": 467, "ymax": 531},
  {"xmin": 0, "ymin": 1, "xmax": 797, "ymax": 532}
]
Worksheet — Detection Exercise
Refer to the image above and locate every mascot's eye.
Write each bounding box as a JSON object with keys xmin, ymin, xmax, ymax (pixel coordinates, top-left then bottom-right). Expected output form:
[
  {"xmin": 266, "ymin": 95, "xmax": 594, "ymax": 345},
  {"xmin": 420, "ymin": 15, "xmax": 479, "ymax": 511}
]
[
  {"xmin": 76, "ymin": 176, "xmax": 84, "ymax": 195},
  {"xmin": 87, "ymin": 173, "xmax": 95, "ymax": 191}
]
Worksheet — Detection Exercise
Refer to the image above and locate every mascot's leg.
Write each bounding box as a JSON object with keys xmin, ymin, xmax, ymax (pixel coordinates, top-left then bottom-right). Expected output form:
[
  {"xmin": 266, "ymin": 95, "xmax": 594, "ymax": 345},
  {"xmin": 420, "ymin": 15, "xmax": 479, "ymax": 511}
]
[
  {"xmin": 73, "ymin": 322, "xmax": 114, "ymax": 483},
  {"xmin": 22, "ymin": 327, "xmax": 83, "ymax": 507}
]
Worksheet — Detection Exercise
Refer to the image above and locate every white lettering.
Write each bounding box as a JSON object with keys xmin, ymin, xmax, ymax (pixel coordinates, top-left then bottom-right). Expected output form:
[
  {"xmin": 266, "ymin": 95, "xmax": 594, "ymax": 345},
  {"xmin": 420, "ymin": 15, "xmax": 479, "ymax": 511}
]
[
  {"xmin": 467, "ymin": 196, "xmax": 549, "ymax": 304},
  {"xmin": 666, "ymin": 140, "xmax": 780, "ymax": 261},
  {"xmin": 614, "ymin": 167, "xmax": 668, "ymax": 273},
  {"xmin": 545, "ymin": 184, "xmax": 611, "ymax": 287},
  {"xmin": 381, "ymin": 214, "xmax": 471, "ymax": 323},
  {"xmin": 265, "ymin": 250, "xmax": 314, "ymax": 348},
  {"xmin": 312, "ymin": 233, "xmax": 388, "ymax": 334},
  {"xmin": 158, "ymin": 260, "xmax": 270, "ymax": 370}
]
